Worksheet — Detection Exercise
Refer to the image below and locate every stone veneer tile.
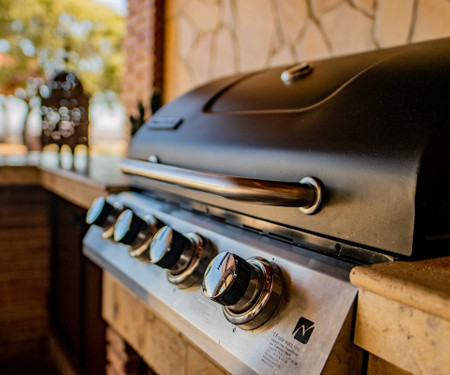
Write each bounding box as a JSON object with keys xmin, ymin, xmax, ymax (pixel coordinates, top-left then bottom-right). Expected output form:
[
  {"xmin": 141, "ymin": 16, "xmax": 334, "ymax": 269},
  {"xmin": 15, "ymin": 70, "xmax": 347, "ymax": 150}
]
[
  {"xmin": 221, "ymin": 0, "xmax": 235, "ymax": 28},
  {"xmin": 178, "ymin": 17, "xmax": 197, "ymax": 59},
  {"xmin": 162, "ymin": 0, "xmax": 450, "ymax": 102},
  {"xmin": 184, "ymin": 0, "xmax": 221, "ymax": 32},
  {"xmin": 102, "ymin": 272, "xmax": 145, "ymax": 353},
  {"xmin": 413, "ymin": 0, "xmax": 450, "ymax": 42},
  {"xmin": 353, "ymin": 0, "xmax": 375, "ymax": 15},
  {"xmin": 311, "ymin": 0, "xmax": 345, "ymax": 16},
  {"xmin": 367, "ymin": 355, "xmax": 412, "ymax": 375},
  {"xmin": 295, "ymin": 20, "xmax": 331, "ymax": 61},
  {"xmin": 141, "ymin": 309, "xmax": 187, "ymax": 375},
  {"xmin": 276, "ymin": 0, "xmax": 308, "ymax": 45},
  {"xmin": 164, "ymin": 17, "xmax": 179, "ymax": 102},
  {"xmin": 321, "ymin": 1, "xmax": 375, "ymax": 55},
  {"xmin": 176, "ymin": 58, "xmax": 196, "ymax": 96},
  {"xmin": 269, "ymin": 44, "xmax": 295, "ymax": 66},
  {"xmin": 211, "ymin": 28, "xmax": 237, "ymax": 79},
  {"xmin": 189, "ymin": 33, "xmax": 214, "ymax": 84},
  {"xmin": 354, "ymin": 289, "xmax": 450, "ymax": 375},
  {"xmin": 375, "ymin": 0, "xmax": 414, "ymax": 47},
  {"xmin": 236, "ymin": 0, "xmax": 275, "ymax": 71},
  {"xmin": 186, "ymin": 345, "xmax": 228, "ymax": 375},
  {"xmin": 167, "ymin": 0, "xmax": 183, "ymax": 19}
]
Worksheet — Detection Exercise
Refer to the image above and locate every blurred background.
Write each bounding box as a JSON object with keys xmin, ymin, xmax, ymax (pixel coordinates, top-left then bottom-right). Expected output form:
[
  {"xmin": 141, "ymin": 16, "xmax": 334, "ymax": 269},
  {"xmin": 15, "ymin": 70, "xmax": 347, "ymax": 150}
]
[
  {"xmin": 1, "ymin": 0, "xmax": 449, "ymax": 157},
  {"xmin": 0, "ymin": 0, "xmax": 127, "ymax": 156}
]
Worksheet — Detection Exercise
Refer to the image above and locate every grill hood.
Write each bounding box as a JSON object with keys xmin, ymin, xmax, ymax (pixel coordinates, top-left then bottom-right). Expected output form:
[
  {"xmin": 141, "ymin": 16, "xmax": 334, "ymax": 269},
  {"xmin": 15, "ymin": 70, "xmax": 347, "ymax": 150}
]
[{"xmin": 126, "ymin": 38, "xmax": 450, "ymax": 259}]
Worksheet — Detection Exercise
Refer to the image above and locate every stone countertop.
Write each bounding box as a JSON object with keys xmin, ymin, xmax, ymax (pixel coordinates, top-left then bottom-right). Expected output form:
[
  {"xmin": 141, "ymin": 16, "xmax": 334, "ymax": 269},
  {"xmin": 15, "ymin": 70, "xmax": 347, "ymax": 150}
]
[
  {"xmin": 350, "ymin": 257, "xmax": 450, "ymax": 321},
  {"xmin": 0, "ymin": 152, "xmax": 129, "ymax": 209},
  {"xmin": 350, "ymin": 257, "xmax": 450, "ymax": 375}
]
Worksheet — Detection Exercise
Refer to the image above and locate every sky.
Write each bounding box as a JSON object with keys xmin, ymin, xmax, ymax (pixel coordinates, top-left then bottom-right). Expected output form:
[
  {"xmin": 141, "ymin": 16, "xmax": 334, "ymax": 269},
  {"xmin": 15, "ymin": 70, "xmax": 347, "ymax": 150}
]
[{"xmin": 95, "ymin": 0, "xmax": 127, "ymax": 16}]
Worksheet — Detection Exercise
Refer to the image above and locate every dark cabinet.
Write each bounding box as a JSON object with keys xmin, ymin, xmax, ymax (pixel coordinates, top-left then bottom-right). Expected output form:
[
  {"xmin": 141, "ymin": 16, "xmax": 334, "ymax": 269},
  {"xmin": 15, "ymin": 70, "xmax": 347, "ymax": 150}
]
[{"xmin": 49, "ymin": 195, "xmax": 106, "ymax": 375}]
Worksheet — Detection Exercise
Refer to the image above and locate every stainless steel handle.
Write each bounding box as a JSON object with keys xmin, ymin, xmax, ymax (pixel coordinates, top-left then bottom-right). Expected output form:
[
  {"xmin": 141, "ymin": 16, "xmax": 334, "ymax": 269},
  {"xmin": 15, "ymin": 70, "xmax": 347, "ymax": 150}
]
[{"xmin": 120, "ymin": 159, "xmax": 322, "ymax": 214}]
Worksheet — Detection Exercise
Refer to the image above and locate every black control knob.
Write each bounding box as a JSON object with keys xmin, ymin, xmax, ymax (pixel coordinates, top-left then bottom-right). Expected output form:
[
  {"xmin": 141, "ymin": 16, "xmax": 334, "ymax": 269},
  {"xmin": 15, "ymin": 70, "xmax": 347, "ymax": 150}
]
[
  {"xmin": 86, "ymin": 196, "xmax": 122, "ymax": 231},
  {"xmin": 150, "ymin": 226, "xmax": 195, "ymax": 274},
  {"xmin": 203, "ymin": 253, "xmax": 284, "ymax": 330},
  {"xmin": 202, "ymin": 252, "xmax": 254, "ymax": 307},
  {"xmin": 113, "ymin": 209, "xmax": 158, "ymax": 248}
]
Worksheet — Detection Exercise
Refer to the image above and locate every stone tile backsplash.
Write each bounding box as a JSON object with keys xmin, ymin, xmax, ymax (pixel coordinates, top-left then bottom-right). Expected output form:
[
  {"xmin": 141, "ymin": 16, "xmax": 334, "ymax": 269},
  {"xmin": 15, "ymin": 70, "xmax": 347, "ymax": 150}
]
[{"xmin": 164, "ymin": 0, "xmax": 450, "ymax": 101}]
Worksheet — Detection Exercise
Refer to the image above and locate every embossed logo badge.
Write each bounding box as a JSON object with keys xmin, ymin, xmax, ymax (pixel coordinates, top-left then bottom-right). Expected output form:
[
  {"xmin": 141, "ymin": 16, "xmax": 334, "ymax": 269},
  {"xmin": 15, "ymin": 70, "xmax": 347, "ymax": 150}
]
[{"xmin": 292, "ymin": 317, "xmax": 315, "ymax": 344}]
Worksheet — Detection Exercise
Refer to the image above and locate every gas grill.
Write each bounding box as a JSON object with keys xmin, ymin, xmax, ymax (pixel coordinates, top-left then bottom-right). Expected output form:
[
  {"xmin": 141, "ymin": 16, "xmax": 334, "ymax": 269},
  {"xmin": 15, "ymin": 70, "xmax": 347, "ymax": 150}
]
[{"xmin": 83, "ymin": 38, "xmax": 450, "ymax": 374}]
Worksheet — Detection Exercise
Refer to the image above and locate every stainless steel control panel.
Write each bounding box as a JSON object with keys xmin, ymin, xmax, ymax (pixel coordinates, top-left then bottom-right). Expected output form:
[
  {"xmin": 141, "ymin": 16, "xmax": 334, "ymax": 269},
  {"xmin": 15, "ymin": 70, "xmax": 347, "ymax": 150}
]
[{"xmin": 83, "ymin": 191, "xmax": 359, "ymax": 375}]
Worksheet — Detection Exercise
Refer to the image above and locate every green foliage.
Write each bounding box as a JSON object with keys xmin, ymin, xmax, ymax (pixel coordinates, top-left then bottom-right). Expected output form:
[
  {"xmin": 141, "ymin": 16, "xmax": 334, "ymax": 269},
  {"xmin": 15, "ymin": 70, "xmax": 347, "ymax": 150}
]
[
  {"xmin": 129, "ymin": 89, "xmax": 163, "ymax": 136},
  {"xmin": 0, "ymin": 0, "xmax": 124, "ymax": 95},
  {"xmin": 129, "ymin": 100, "xmax": 146, "ymax": 136}
]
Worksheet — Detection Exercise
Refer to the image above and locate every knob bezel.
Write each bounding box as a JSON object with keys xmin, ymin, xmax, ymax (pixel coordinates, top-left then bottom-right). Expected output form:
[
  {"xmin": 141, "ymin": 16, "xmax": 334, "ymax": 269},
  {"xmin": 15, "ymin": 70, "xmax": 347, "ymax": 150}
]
[
  {"xmin": 166, "ymin": 233, "xmax": 216, "ymax": 289},
  {"xmin": 127, "ymin": 215, "xmax": 161, "ymax": 261},
  {"xmin": 222, "ymin": 257, "xmax": 284, "ymax": 330}
]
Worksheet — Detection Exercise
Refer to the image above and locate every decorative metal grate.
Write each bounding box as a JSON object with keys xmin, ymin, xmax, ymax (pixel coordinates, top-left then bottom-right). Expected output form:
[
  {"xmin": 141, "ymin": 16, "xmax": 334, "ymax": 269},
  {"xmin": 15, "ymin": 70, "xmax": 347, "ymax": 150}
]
[{"xmin": 40, "ymin": 71, "xmax": 89, "ymax": 151}]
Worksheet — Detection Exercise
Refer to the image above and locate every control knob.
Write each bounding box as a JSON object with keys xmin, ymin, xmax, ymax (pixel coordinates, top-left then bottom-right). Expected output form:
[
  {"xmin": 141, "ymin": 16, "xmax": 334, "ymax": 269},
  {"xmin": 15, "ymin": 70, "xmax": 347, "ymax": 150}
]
[
  {"xmin": 113, "ymin": 209, "xmax": 161, "ymax": 260},
  {"xmin": 202, "ymin": 252, "xmax": 284, "ymax": 330},
  {"xmin": 86, "ymin": 196, "xmax": 122, "ymax": 238},
  {"xmin": 149, "ymin": 226, "xmax": 215, "ymax": 288}
]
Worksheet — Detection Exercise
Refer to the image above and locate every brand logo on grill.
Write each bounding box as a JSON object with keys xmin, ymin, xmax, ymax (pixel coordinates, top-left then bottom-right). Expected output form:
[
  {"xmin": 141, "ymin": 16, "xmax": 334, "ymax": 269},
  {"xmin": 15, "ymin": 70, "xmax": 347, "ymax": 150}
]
[{"xmin": 292, "ymin": 317, "xmax": 315, "ymax": 344}]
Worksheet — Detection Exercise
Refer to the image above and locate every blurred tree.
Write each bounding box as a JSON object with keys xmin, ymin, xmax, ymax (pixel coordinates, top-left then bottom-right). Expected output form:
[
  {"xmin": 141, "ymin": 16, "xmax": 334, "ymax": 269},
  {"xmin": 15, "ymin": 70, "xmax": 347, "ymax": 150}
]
[{"xmin": 0, "ymin": 0, "xmax": 124, "ymax": 96}]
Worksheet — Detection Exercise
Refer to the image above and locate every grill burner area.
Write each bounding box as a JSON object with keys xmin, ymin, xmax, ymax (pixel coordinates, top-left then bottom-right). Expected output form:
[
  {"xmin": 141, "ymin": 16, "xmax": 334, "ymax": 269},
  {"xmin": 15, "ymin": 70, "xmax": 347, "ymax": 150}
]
[{"xmin": 84, "ymin": 192, "xmax": 361, "ymax": 374}]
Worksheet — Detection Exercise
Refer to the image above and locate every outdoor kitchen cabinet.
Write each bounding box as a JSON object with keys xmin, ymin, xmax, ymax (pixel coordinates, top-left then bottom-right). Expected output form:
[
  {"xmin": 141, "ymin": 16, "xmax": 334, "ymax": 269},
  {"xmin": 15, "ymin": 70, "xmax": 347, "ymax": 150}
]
[
  {"xmin": 0, "ymin": 157, "xmax": 127, "ymax": 375},
  {"xmin": 48, "ymin": 194, "xmax": 106, "ymax": 375}
]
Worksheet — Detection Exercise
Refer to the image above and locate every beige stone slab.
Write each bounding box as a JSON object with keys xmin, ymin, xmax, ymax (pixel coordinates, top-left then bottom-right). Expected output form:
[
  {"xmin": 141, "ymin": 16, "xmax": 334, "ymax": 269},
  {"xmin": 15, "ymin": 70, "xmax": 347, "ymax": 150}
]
[
  {"xmin": 102, "ymin": 271, "xmax": 231, "ymax": 375},
  {"xmin": 236, "ymin": 0, "xmax": 275, "ymax": 71},
  {"xmin": 375, "ymin": 0, "xmax": 414, "ymax": 47},
  {"xmin": 413, "ymin": 0, "xmax": 450, "ymax": 42},
  {"xmin": 276, "ymin": 0, "xmax": 308, "ymax": 45},
  {"xmin": 350, "ymin": 257, "xmax": 450, "ymax": 320},
  {"xmin": 141, "ymin": 309, "xmax": 186, "ymax": 375},
  {"xmin": 295, "ymin": 20, "xmax": 331, "ymax": 61},
  {"xmin": 353, "ymin": 0, "xmax": 375, "ymax": 16},
  {"xmin": 322, "ymin": 306, "xmax": 364, "ymax": 375},
  {"xmin": 41, "ymin": 168, "xmax": 109, "ymax": 209},
  {"xmin": 367, "ymin": 354, "xmax": 412, "ymax": 375},
  {"xmin": 321, "ymin": 1, "xmax": 376, "ymax": 55},
  {"xmin": 311, "ymin": 0, "xmax": 345, "ymax": 16},
  {"xmin": 211, "ymin": 28, "xmax": 237, "ymax": 80},
  {"xmin": 102, "ymin": 271, "xmax": 146, "ymax": 352},
  {"xmin": 1, "ymin": 155, "xmax": 127, "ymax": 209},
  {"xmin": 184, "ymin": 0, "xmax": 220, "ymax": 32},
  {"xmin": 186, "ymin": 344, "xmax": 229, "ymax": 375},
  {"xmin": 354, "ymin": 289, "xmax": 450, "ymax": 375},
  {"xmin": 189, "ymin": 33, "xmax": 214, "ymax": 84}
]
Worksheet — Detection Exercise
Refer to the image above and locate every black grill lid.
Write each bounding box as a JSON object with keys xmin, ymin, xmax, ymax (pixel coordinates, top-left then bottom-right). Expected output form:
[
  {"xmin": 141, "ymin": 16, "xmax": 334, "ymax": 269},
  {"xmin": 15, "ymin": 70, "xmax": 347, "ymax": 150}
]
[{"xmin": 127, "ymin": 38, "xmax": 450, "ymax": 258}]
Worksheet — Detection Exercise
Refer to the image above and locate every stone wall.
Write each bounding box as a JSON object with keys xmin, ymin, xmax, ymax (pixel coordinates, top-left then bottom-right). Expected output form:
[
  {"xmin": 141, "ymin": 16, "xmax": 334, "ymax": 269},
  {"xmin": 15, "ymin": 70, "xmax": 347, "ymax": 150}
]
[
  {"xmin": 102, "ymin": 271, "xmax": 227, "ymax": 375},
  {"xmin": 164, "ymin": 0, "xmax": 450, "ymax": 101}
]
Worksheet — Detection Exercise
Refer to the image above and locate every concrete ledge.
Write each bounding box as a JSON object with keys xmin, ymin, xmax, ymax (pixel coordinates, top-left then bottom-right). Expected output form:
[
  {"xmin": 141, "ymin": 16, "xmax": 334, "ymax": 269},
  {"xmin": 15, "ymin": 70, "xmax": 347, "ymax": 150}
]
[
  {"xmin": 351, "ymin": 258, "xmax": 450, "ymax": 375},
  {"xmin": 102, "ymin": 271, "xmax": 228, "ymax": 375},
  {"xmin": 351, "ymin": 258, "xmax": 450, "ymax": 320},
  {"xmin": 0, "ymin": 165, "xmax": 40, "ymax": 186},
  {"xmin": 0, "ymin": 156, "xmax": 128, "ymax": 209}
]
